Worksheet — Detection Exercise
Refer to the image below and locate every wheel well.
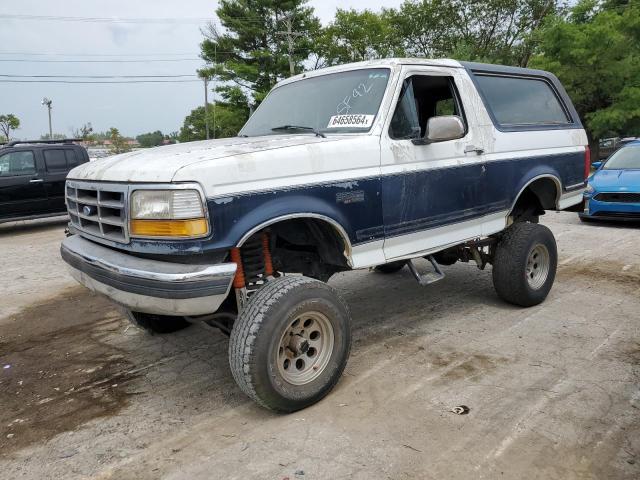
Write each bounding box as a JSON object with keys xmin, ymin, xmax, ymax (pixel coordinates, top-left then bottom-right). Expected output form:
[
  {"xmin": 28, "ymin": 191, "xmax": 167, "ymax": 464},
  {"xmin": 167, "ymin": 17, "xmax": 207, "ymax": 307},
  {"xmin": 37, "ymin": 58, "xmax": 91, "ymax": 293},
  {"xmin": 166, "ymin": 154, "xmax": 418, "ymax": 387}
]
[
  {"xmin": 510, "ymin": 177, "xmax": 559, "ymax": 221},
  {"xmin": 239, "ymin": 217, "xmax": 351, "ymax": 281}
]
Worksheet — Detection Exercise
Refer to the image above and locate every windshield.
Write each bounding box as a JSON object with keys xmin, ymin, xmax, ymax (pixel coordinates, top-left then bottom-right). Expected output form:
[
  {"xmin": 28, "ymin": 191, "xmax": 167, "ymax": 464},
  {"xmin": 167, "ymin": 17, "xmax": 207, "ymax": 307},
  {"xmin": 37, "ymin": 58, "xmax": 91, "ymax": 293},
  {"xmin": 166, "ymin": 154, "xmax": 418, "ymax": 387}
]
[
  {"xmin": 604, "ymin": 145, "xmax": 640, "ymax": 170},
  {"xmin": 239, "ymin": 68, "xmax": 390, "ymax": 137}
]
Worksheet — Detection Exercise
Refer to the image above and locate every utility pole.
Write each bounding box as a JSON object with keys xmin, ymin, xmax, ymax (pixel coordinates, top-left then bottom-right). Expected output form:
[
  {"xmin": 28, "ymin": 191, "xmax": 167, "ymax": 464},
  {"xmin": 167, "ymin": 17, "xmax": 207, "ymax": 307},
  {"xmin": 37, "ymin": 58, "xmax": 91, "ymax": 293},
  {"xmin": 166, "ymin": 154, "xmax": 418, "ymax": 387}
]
[
  {"xmin": 203, "ymin": 76, "xmax": 210, "ymax": 140},
  {"xmin": 212, "ymin": 44, "xmax": 216, "ymax": 139},
  {"xmin": 41, "ymin": 97, "xmax": 53, "ymax": 139},
  {"xmin": 201, "ymin": 45, "xmax": 217, "ymax": 140},
  {"xmin": 277, "ymin": 13, "xmax": 304, "ymax": 76}
]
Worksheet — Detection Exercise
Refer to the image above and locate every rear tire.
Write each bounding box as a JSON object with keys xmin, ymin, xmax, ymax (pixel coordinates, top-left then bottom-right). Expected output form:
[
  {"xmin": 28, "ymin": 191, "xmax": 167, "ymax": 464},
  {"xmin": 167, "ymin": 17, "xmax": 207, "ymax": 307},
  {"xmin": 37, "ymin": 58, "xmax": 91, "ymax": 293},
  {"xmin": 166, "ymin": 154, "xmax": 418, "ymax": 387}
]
[
  {"xmin": 492, "ymin": 223, "xmax": 557, "ymax": 307},
  {"xmin": 374, "ymin": 261, "xmax": 406, "ymax": 274},
  {"xmin": 124, "ymin": 310, "xmax": 191, "ymax": 334},
  {"xmin": 229, "ymin": 276, "xmax": 351, "ymax": 412}
]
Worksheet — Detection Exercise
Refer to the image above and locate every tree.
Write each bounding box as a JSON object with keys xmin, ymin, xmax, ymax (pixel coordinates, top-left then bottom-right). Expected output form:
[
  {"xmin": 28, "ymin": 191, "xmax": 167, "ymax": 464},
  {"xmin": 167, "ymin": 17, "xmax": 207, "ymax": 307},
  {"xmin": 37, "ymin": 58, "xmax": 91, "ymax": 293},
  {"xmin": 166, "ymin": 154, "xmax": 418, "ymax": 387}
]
[
  {"xmin": 313, "ymin": 9, "xmax": 404, "ymax": 67},
  {"xmin": 200, "ymin": 0, "xmax": 321, "ymax": 106},
  {"xmin": 179, "ymin": 91, "xmax": 250, "ymax": 142},
  {"xmin": 136, "ymin": 130, "xmax": 165, "ymax": 148},
  {"xmin": 386, "ymin": 0, "xmax": 559, "ymax": 66},
  {"xmin": 0, "ymin": 114, "xmax": 20, "ymax": 141},
  {"xmin": 71, "ymin": 122, "xmax": 94, "ymax": 141},
  {"xmin": 530, "ymin": 0, "xmax": 640, "ymax": 152},
  {"xmin": 39, "ymin": 133, "xmax": 65, "ymax": 140},
  {"xmin": 108, "ymin": 127, "xmax": 131, "ymax": 154}
]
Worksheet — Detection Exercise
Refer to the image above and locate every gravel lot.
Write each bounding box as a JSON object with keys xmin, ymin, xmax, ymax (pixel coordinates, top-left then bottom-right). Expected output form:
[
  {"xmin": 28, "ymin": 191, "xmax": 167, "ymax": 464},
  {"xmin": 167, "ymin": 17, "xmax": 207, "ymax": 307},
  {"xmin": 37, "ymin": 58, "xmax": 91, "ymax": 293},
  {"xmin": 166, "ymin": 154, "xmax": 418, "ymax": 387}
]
[{"xmin": 0, "ymin": 212, "xmax": 638, "ymax": 480}]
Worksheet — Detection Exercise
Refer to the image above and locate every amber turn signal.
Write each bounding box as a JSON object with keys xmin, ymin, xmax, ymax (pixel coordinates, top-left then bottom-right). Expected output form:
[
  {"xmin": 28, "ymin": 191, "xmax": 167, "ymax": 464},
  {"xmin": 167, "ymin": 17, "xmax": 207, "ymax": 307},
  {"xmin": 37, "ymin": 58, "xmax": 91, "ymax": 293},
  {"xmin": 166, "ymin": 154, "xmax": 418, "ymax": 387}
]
[{"xmin": 130, "ymin": 218, "xmax": 208, "ymax": 237}]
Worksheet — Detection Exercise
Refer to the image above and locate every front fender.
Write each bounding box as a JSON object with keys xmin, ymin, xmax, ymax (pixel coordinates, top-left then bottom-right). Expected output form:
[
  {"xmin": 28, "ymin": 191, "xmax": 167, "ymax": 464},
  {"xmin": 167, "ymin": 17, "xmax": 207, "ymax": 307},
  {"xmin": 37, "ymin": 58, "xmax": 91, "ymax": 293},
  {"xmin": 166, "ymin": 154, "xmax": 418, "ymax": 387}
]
[{"xmin": 203, "ymin": 189, "xmax": 368, "ymax": 253}]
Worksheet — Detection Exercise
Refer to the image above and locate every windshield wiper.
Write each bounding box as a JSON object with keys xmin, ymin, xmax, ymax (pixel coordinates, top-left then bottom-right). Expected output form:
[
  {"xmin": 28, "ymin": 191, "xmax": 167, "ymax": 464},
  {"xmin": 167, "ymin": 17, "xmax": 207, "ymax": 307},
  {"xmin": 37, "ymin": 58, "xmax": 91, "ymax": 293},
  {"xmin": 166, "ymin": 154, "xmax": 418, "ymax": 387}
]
[{"xmin": 271, "ymin": 125, "xmax": 326, "ymax": 138}]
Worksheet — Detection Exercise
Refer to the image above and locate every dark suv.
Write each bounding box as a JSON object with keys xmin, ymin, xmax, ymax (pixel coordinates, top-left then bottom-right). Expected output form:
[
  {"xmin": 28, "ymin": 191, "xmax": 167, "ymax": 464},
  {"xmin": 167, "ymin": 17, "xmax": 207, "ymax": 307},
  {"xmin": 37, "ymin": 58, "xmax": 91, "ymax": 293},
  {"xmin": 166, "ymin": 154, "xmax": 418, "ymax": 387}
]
[{"xmin": 0, "ymin": 139, "xmax": 89, "ymax": 223}]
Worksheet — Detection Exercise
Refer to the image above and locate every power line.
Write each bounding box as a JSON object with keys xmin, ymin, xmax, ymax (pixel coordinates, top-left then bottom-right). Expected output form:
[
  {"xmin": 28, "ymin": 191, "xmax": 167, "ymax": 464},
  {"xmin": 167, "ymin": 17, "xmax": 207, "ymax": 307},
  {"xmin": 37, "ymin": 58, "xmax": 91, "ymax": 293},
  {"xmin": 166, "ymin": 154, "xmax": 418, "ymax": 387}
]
[
  {"xmin": 0, "ymin": 51, "xmax": 198, "ymax": 57},
  {"xmin": 0, "ymin": 74, "xmax": 197, "ymax": 78},
  {"xmin": 0, "ymin": 79, "xmax": 201, "ymax": 84},
  {"xmin": 0, "ymin": 58, "xmax": 203, "ymax": 63},
  {"xmin": 0, "ymin": 50, "xmax": 308, "ymax": 63},
  {"xmin": 0, "ymin": 14, "xmax": 214, "ymax": 24},
  {"xmin": 0, "ymin": 13, "xmax": 271, "ymax": 25}
]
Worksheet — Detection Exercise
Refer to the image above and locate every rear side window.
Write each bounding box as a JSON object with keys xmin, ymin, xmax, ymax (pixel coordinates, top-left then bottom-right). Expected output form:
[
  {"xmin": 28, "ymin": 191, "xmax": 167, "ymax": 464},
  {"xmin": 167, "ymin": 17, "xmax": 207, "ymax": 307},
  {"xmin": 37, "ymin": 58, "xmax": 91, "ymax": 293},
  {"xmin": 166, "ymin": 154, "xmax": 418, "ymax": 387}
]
[
  {"xmin": 65, "ymin": 149, "xmax": 80, "ymax": 167},
  {"xmin": 44, "ymin": 149, "xmax": 67, "ymax": 172},
  {"xmin": 44, "ymin": 148, "xmax": 80, "ymax": 172},
  {"xmin": 0, "ymin": 151, "xmax": 36, "ymax": 176},
  {"xmin": 474, "ymin": 74, "xmax": 570, "ymax": 127}
]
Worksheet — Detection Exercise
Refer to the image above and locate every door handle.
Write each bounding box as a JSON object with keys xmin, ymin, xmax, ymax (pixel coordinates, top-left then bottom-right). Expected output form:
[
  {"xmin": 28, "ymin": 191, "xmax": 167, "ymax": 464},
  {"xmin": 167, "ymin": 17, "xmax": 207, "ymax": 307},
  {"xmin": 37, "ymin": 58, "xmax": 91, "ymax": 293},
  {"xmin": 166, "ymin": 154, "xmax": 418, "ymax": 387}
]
[
  {"xmin": 29, "ymin": 178, "xmax": 43, "ymax": 183},
  {"xmin": 464, "ymin": 145, "xmax": 484, "ymax": 155}
]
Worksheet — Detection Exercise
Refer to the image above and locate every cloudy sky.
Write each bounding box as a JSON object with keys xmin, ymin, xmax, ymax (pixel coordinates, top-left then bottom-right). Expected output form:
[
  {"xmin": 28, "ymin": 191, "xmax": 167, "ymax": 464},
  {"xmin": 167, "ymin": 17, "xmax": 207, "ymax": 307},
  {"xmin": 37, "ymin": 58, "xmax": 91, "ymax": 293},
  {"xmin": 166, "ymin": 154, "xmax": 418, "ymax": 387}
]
[{"xmin": 0, "ymin": 0, "xmax": 396, "ymax": 140}]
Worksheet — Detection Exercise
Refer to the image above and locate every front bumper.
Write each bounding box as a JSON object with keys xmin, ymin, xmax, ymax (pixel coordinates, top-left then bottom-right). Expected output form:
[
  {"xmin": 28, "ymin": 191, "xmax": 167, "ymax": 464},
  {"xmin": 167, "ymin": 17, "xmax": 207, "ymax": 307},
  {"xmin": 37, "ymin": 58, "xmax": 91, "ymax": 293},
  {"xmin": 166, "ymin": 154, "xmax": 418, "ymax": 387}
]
[
  {"xmin": 60, "ymin": 235, "xmax": 236, "ymax": 316},
  {"xmin": 581, "ymin": 196, "xmax": 640, "ymax": 222}
]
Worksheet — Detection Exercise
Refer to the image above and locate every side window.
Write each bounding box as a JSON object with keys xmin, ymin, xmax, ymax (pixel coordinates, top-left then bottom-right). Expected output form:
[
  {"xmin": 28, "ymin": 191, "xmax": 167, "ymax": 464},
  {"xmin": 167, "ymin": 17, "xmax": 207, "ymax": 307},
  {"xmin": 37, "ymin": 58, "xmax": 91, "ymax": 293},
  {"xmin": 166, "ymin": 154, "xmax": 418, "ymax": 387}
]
[
  {"xmin": 474, "ymin": 74, "xmax": 570, "ymax": 127},
  {"xmin": 43, "ymin": 149, "xmax": 68, "ymax": 173},
  {"xmin": 65, "ymin": 149, "xmax": 80, "ymax": 168},
  {"xmin": 389, "ymin": 81, "xmax": 420, "ymax": 139},
  {"xmin": 389, "ymin": 75, "xmax": 465, "ymax": 140},
  {"xmin": 0, "ymin": 151, "xmax": 36, "ymax": 176}
]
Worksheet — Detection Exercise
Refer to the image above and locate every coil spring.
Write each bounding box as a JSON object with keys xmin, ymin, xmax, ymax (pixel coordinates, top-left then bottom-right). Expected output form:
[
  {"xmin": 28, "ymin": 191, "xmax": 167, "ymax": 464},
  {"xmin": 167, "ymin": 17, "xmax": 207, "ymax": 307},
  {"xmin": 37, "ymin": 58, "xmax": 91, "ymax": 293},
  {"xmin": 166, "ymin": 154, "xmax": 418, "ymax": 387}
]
[{"xmin": 240, "ymin": 235, "xmax": 266, "ymax": 285}]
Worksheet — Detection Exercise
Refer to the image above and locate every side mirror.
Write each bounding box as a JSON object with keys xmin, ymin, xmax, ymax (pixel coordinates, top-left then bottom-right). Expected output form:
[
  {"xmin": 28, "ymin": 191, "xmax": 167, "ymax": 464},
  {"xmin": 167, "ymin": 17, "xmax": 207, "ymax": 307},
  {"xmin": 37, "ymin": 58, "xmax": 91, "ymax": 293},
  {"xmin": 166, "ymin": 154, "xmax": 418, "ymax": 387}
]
[
  {"xmin": 592, "ymin": 161, "xmax": 603, "ymax": 170},
  {"xmin": 413, "ymin": 116, "xmax": 465, "ymax": 145}
]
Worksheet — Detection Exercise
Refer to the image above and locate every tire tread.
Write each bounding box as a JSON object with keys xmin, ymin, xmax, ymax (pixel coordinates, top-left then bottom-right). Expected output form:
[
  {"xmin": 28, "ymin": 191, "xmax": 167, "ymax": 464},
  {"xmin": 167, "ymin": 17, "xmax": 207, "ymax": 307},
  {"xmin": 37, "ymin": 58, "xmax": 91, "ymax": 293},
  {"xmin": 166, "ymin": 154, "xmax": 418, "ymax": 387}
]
[{"xmin": 229, "ymin": 276, "xmax": 349, "ymax": 410}]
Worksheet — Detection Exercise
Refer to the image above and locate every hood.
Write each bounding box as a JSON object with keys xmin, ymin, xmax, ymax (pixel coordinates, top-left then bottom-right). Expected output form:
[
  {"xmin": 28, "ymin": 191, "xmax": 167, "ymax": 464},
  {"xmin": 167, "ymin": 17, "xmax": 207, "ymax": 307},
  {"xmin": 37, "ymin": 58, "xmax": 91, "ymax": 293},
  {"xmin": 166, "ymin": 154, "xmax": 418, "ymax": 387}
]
[
  {"xmin": 68, "ymin": 135, "xmax": 346, "ymax": 183},
  {"xmin": 591, "ymin": 169, "xmax": 640, "ymax": 192}
]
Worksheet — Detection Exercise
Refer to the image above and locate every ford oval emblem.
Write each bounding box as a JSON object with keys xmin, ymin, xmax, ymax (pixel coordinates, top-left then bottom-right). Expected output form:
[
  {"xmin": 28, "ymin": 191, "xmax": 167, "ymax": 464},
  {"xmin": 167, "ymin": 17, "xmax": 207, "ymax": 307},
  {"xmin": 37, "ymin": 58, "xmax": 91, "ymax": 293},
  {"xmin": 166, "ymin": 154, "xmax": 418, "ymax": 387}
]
[{"xmin": 83, "ymin": 205, "xmax": 96, "ymax": 216}]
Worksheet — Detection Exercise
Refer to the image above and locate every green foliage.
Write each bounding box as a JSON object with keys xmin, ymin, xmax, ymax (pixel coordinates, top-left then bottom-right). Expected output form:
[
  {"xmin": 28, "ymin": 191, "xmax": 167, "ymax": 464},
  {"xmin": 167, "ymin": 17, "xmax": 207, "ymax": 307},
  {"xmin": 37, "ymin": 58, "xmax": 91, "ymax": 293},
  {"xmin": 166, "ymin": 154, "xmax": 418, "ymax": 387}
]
[
  {"xmin": 108, "ymin": 127, "xmax": 131, "ymax": 154},
  {"xmin": 386, "ymin": 0, "xmax": 558, "ymax": 66},
  {"xmin": 39, "ymin": 133, "xmax": 65, "ymax": 140},
  {"xmin": 0, "ymin": 114, "xmax": 20, "ymax": 141},
  {"xmin": 531, "ymin": 0, "xmax": 640, "ymax": 141},
  {"xmin": 136, "ymin": 130, "xmax": 165, "ymax": 148},
  {"xmin": 200, "ymin": 0, "xmax": 321, "ymax": 105},
  {"xmin": 188, "ymin": 0, "xmax": 639, "ymax": 145},
  {"xmin": 178, "ymin": 89, "xmax": 250, "ymax": 142},
  {"xmin": 314, "ymin": 9, "xmax": 404, "ymax": 66},
  {"xmin": 71, "ymin": 122, "xmax": 94, "ymax": 141}
]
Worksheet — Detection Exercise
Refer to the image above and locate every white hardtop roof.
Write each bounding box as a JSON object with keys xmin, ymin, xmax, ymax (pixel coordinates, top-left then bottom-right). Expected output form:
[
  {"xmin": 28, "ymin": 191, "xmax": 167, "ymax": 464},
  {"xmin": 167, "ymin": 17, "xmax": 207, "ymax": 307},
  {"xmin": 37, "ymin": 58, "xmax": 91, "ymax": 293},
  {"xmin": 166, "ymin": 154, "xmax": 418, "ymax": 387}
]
[{"xmin": 276, "ymin": 58, "xmax": 463, "ymax": 87}]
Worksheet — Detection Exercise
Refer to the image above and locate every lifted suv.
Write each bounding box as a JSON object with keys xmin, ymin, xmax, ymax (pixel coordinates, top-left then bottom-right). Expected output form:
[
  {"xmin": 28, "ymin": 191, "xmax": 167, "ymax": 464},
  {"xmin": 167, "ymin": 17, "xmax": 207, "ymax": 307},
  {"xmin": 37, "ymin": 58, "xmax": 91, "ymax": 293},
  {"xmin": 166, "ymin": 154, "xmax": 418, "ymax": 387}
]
[
  {"xmin": 0, "ymin": 139, "xmax": 89, "ymax": 224},
  {"xmin": 60, "ymin": 59, "xmax": 588, "ymax": 412}
]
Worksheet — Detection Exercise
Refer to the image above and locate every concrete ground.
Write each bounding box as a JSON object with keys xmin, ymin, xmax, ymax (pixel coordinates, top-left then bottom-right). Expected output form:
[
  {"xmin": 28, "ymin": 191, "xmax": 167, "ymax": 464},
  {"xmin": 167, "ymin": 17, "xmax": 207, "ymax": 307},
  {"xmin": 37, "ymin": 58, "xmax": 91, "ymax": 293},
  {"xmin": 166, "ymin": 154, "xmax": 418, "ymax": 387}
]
[{"xmin": 0, "ymin": 212, "xmax": 638, "ymax": 480}]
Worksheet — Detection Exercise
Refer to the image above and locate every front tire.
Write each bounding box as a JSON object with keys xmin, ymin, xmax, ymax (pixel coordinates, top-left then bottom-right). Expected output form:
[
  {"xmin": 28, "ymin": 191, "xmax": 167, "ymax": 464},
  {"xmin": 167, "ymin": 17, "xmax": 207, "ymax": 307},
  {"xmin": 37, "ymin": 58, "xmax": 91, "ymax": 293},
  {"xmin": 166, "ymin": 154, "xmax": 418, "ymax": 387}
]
[
  {"xmin": 229, "ymin": 276, "xmax": 351, "ymax": 412},
  {"xmin": 492, "ymin": 223, "xmax": 557, "ymax": 307}
]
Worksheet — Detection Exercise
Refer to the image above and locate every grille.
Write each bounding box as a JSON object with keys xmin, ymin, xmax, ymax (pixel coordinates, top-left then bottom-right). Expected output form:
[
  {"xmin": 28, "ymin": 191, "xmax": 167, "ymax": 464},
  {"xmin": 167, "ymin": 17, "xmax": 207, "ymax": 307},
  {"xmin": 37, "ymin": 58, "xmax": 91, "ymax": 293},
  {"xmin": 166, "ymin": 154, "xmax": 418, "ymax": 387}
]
[
  {"xmin": 594, "ymin": 192, "xmax": 640, "ymax": 203},
  {"xmin": 66, "ymin": 181, "xmax": 129, "ymax": 243},
  {"xmin": 593, "ymin": 211, "xmax": 640, "ymax": 219}
]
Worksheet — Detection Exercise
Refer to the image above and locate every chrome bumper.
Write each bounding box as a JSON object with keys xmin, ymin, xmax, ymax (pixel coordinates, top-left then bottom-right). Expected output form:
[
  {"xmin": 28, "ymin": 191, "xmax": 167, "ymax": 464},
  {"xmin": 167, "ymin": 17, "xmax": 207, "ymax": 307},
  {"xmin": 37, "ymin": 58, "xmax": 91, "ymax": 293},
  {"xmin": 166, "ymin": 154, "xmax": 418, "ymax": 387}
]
[{"xmin": 60, "ymin": 235, "xmax": 236, "ymax": 316}]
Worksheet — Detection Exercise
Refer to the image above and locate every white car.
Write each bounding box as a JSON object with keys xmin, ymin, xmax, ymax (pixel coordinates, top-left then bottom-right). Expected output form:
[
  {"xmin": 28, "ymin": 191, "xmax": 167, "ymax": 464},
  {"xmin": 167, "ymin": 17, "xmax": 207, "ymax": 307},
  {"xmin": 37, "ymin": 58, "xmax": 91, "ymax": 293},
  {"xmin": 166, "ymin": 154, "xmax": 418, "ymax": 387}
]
[{"xmin": 61, "ymin": 58, "xmax": 588, "ymax": 412}]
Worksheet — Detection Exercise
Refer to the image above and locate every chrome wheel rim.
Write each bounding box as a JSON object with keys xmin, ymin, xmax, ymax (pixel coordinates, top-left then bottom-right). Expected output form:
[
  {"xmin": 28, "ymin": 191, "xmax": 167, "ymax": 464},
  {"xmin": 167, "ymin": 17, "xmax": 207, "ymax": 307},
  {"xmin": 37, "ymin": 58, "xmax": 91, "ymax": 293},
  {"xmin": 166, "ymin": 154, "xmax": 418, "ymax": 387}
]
[
  {"xmin": 276, "ymin": 311, "xmax": 334, "ymax": 386},
  {"xmin": 526, "ymin": 244, "xmax": 550, "ymax": 290}
]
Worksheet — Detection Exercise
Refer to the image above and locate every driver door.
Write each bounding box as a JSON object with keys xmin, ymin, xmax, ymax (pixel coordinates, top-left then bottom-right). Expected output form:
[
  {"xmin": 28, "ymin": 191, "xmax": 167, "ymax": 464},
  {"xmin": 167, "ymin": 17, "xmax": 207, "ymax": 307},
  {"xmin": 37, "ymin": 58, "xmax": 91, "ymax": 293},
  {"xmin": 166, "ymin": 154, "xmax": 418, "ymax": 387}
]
[{"xmin": 380, "ymin": 67, "xmax": 488, "ymax": 260}]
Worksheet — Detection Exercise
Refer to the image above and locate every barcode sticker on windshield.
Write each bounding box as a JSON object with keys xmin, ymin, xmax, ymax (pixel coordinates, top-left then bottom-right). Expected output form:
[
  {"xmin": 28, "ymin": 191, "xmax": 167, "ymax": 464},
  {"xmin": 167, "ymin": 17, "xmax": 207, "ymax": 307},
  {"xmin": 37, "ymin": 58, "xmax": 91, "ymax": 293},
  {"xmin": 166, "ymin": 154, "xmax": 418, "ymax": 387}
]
[{"xmin": 327, "ymin": 114, "xmax": 375, "ymax": 129}]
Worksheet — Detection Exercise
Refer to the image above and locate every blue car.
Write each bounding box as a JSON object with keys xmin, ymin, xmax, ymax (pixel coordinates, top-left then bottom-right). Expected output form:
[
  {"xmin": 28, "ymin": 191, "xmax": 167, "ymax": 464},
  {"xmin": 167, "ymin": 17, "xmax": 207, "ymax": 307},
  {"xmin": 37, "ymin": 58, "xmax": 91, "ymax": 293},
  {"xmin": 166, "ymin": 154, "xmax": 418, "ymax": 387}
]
[{"xmin": 580, "ymin": 140, "xmax": 640, "ymax": 222}]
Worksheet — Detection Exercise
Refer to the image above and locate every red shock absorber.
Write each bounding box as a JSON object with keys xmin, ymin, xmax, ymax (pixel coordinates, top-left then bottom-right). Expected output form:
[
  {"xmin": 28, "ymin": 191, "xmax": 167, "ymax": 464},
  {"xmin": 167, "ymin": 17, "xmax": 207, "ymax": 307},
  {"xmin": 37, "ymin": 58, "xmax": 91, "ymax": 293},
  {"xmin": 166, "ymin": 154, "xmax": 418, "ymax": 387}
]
[
  {"xmin": 262, "ymin": 231, "xmax": 274, "ymax": 276},
  {"xmin": 230, "ymin": 247, "xmax": 246, "ymax": 289}
]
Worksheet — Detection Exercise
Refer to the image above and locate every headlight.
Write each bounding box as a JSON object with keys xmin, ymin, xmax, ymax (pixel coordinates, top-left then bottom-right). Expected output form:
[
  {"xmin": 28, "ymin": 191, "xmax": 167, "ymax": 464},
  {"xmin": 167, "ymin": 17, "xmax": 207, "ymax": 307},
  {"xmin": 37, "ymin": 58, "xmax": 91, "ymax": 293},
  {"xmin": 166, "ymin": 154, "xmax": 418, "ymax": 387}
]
[
  {"xmin": 585, "ymin": 183, "xmax": 595, "ymax": 194},
  {"xmin": 130, "ymin": 189, "xmax": 209, "ymax": 238}
]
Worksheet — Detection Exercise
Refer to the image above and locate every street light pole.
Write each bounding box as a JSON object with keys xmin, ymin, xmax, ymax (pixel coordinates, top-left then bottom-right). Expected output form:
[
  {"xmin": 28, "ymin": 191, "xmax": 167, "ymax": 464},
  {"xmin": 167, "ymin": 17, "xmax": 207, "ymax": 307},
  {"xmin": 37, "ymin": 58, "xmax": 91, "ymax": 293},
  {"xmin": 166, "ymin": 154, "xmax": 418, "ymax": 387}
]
[{"xmin": 41, "ymin": 97, "xmax": 53, "ymax": 139}]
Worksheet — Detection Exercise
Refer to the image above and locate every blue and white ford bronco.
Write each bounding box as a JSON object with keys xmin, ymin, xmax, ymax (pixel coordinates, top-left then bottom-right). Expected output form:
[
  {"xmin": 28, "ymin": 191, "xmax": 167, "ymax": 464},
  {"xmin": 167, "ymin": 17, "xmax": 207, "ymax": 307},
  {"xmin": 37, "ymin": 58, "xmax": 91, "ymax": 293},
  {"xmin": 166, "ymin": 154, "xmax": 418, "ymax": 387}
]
[{"xmin": 61, "ymin": 59, "xmax": 589, "ymax": 412}]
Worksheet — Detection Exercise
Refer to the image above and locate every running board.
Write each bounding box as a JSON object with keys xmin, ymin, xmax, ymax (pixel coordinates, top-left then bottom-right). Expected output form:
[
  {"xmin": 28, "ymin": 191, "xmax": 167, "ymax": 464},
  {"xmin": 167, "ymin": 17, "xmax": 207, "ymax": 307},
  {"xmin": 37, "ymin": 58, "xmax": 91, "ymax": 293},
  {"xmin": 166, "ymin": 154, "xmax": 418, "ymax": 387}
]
[{"xmin": 407, "ymin": 256, "xmax": 445, "ymax": 286}]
